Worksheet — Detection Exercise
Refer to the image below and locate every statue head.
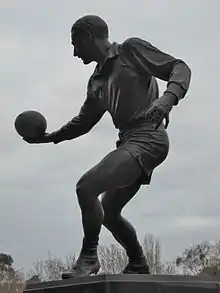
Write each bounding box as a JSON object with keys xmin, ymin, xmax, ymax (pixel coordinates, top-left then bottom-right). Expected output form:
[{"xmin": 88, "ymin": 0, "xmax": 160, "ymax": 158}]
[{"xmin": 71, "ymin": 15, "xmax": 109, "ymax": 65}]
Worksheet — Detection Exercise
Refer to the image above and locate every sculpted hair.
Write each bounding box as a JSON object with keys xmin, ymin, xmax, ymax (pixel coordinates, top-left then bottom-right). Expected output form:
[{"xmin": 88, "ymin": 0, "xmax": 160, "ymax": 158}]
[{"xmin": 71, "ymin": 15, "xmax": 109, "ymax": 39}]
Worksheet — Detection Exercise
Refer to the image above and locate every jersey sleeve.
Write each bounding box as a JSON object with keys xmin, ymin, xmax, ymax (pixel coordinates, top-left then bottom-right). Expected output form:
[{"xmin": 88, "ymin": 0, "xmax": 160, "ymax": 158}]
[
  {"xmin": 122, "ymin": 37, "xmax": 191, "ymax": 105},
  {"xmin": 51, "ymin": 92, "xmax": 105, "ymax": 144}
]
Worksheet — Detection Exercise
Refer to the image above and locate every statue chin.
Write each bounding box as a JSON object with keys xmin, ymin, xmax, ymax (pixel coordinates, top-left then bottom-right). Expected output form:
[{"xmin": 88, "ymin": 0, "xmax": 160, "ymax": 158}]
[{"xmin": 82, "ymin": 58, "xmax": 92, "ymax": 65}]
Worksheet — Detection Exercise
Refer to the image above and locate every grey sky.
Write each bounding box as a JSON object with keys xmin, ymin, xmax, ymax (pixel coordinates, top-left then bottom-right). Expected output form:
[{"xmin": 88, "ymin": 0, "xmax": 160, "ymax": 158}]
[{"xmin": 1, "ymin": 0, "xmax": 220, "ymax": 273}]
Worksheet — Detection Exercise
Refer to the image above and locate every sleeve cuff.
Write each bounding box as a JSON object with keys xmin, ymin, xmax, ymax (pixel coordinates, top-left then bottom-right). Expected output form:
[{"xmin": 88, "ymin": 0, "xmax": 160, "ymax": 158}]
[
  {"xmin": 50, "ymin": 130, "xmax": 66, "ymax": 144},
  {"xmin": 163, "ymin": 91, "xmax": 179, "ymax": 106},
  {"xmin": 165, "ymin": 82, "xmax": 187, "ymax": 105}
]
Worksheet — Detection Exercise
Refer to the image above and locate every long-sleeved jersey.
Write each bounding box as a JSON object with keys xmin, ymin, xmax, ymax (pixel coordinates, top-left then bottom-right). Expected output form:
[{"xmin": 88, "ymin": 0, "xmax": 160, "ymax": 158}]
[{"xmin": 51, "ymin": 37, "xmax": 191, "ymax": 183}]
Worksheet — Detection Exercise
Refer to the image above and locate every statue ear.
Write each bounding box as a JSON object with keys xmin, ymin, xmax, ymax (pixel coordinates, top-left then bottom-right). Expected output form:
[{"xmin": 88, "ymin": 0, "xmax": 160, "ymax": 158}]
[{"xmin": 87, "ymin": 31, "xmax": 94, "ymax": 42}]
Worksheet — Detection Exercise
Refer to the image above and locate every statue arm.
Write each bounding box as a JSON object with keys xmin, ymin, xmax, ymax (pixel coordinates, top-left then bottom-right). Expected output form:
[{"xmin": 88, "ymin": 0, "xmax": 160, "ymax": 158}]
[
  {"xmin": 51, "ymin": 95, "xmax": 105, "ymax": 144},
  {"xmin": 122, "ymin": 37, "xmax": 191, "ymax": 105}
]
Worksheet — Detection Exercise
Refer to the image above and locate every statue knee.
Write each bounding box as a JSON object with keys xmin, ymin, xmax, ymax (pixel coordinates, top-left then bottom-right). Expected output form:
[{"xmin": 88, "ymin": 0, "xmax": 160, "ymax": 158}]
[
  {"xmin": 102, "ymin": 203, "xmax": 120, "ymax": 228},
  {"xmin": 76, "ymin": 173, "xmax": 102, "ymax": 208},
  {"xmin": 76, "ymin": 177, "xmax": 91, "ymax": 207}
]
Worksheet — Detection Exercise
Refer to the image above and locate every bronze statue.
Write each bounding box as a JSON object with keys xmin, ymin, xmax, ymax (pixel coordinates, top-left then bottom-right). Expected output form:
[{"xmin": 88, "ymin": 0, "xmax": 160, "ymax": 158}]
[{"xmin": 24, "ymin": 15, "xmax": 191, "ymax": 278}]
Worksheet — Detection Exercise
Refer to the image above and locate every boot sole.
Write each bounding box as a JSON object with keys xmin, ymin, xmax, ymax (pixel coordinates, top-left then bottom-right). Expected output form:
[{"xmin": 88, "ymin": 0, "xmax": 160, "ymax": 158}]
[
  {"xmin": 62, "ymin": 266, "xmax": 100, "ymax": 279},
  {"xmin": 123, "ymin": 271, "xmax": 150, "ymax": 274}
]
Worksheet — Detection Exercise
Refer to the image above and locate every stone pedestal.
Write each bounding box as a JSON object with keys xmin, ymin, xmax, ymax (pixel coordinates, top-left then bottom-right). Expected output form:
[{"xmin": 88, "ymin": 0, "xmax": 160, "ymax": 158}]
[{"xmin": 24, "ymin": 274, "xmax": 220, "ymax": 293}]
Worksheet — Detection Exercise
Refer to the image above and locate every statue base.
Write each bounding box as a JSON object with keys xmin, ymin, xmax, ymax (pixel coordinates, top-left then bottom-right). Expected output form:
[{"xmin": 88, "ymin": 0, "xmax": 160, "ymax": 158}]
[{"xmin": 24, "ymin": 274, "xmax": 220, "ymax": 293}]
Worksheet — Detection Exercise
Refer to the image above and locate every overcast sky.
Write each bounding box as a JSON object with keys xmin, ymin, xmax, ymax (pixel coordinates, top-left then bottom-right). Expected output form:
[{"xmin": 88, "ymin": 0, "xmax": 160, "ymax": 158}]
[{"xmin": 1, "ymin": 0, "xmax": 220, "ymax": 274}]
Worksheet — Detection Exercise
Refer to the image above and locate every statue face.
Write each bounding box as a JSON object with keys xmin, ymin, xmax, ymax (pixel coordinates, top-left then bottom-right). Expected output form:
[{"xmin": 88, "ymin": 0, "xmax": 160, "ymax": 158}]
[{"xmin": 71, "ymin": 30, "xmax": 94, "ymax": 65}]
